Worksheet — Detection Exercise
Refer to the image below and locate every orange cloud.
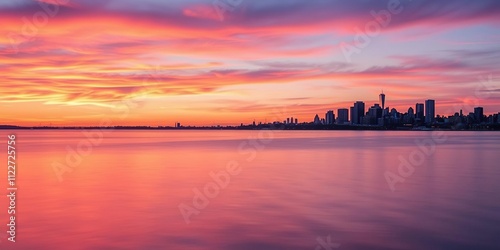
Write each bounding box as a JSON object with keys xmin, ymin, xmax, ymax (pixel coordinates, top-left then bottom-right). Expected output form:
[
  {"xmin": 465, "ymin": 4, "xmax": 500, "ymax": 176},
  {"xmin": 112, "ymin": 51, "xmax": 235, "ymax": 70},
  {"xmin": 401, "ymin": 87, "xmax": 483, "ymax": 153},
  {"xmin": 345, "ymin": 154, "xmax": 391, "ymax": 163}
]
[{"xmin": 0, "ymin": 1, "xmax": 499, "ymax": 126}]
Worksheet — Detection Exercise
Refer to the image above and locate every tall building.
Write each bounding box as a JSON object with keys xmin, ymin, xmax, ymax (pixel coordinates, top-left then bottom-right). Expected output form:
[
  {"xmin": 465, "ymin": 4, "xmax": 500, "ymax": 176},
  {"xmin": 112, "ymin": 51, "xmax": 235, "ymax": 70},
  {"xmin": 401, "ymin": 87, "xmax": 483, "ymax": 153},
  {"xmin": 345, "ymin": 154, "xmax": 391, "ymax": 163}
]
[
  {"xmin": 325, "ymin": 110, "xmax": 335, "ymax": 125},
  {"xmin": 313, "ymin": 114, "xmax": 321, "ymax": 125},
  {"xmin": 367, "ymin": 104, "xmax": 383, "ymax": 125},
  {"xmin": 425, "ymin": 99, "xmax": 435, "ymax": 124},
  {"xmin": 337, "ymin": 108, "xmax": 349, "ymax": 124},
  {"xmin": 408, "ymin": 107, "xmax": 415, "ymax": 118},
  {"xmin": 416, "ymin": 103, "xmax": 424, "ymax": 121},
  {"xmin": 368, "ymin": 104, "xmax": 382, "ymax": 118},
  {"xmin": 351, "ymin": 101, "xmax": 365, "ymax": 124},
  {"xmin": 406, "ymin": 107, "xmax": 415, "ymax": 124},
  {"xmin": 379, "ymin": 92, "xmax": 386, "ymax": 110},
  {"xmin": 350, "ymin": 107, "xmax": 354, "ymax": 124},
  {"xmin": 474, "ymin": 107, "xmax": 484, "ymax": 123}
]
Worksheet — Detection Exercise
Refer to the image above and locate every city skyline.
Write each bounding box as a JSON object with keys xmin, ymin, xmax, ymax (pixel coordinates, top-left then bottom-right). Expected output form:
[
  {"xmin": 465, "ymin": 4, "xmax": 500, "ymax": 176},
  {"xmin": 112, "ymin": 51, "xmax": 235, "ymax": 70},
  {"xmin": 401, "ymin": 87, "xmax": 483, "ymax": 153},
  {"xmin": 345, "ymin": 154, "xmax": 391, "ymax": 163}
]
[
  {"xmin": 303, "ymin": 92, "xmax": 499, "ymax": 127},
  {"xmin": 2, "ymin": 91, "xmax": 500, "ymax": 128},
  {"xmin": 0, "ymin": 0, "xmax": 499, "ymax": 126}
]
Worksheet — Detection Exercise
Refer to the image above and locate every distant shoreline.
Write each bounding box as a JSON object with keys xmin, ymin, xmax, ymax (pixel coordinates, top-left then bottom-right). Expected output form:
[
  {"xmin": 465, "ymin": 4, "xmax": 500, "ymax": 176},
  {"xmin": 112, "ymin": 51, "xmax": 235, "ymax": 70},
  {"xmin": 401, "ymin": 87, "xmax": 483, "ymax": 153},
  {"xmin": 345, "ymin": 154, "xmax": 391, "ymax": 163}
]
[{"xmin": 1, "ymin": 124, "xmax": 499, "ymax": 131}]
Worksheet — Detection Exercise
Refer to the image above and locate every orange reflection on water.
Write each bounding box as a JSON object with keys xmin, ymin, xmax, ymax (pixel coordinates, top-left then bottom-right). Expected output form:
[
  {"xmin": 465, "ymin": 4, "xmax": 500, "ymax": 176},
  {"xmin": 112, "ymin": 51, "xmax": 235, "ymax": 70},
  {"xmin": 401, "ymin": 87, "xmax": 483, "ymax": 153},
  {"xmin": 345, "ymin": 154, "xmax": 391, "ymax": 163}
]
[{"xmin": 0, "ymin": 130, "xmax": 499, "ymax": 249}]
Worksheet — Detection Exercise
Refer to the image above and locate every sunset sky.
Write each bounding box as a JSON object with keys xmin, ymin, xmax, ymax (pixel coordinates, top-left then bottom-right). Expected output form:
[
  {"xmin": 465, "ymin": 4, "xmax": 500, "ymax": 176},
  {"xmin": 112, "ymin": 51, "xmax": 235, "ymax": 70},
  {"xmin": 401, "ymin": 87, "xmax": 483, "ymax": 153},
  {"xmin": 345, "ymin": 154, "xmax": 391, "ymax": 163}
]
[{"xmin": 1, "ymin": 0, "xmax": 499, "ymax": 126}]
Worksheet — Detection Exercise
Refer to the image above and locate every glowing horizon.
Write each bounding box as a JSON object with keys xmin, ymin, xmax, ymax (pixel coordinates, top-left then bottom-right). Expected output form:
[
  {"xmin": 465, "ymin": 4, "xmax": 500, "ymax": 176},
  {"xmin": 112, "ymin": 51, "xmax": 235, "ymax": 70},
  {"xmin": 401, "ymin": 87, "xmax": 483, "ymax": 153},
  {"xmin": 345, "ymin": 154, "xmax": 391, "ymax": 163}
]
[{"xmin": 1, "ymin": 0, "xmax": 499, "ymax": 126}]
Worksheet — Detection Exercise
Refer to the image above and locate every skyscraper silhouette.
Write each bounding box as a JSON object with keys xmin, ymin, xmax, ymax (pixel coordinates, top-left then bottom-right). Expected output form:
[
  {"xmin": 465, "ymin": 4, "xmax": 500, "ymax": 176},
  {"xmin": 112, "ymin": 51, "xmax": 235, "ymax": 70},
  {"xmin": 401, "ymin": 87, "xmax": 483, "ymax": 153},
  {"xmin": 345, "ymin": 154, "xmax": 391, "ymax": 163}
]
[
  {"xmin": 351, "ymin": 101, "xmax": 365, "ymax": 125},
  {"xmin": 474, "ymin": 107, "xmax": 484, "ymax": 123},
  {"xmin": 337, "ymin": 108, "xmax": 349, "ymax": 124},
  {"xmin": 425, "ymin": 100, "xmax": 435, "ymax": 124},
  {"xmin": 325, "ymin": 110, "xmax": 335, "ymax": 125},
  {"xmin": 416, "ymin": 103, "xmax": 424, "ymax": 121},
  {"xmin": 379, "ymin": 92, "xmax": 386, "ymax": 110},
  {"xmin": 314, "ymin": 114, "xmax": 321, "ymax": 125}
]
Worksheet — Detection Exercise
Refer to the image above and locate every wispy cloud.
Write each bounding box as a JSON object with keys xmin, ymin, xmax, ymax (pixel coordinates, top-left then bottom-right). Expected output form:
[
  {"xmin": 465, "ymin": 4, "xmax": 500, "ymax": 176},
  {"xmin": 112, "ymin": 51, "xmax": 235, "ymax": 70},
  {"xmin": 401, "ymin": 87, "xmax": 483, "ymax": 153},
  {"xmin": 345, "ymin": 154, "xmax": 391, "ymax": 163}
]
[{"xmin": 0, "ymin": 0, "xmax": 499, "ymax": 125}]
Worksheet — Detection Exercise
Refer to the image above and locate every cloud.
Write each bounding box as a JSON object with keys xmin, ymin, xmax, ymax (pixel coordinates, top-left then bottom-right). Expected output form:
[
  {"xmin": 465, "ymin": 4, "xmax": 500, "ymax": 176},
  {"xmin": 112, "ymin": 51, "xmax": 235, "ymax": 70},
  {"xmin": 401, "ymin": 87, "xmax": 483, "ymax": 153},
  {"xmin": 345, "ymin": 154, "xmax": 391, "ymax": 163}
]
[{"xmin": 0, "ymin": 0, "xmax": 499, "ymax": 125}]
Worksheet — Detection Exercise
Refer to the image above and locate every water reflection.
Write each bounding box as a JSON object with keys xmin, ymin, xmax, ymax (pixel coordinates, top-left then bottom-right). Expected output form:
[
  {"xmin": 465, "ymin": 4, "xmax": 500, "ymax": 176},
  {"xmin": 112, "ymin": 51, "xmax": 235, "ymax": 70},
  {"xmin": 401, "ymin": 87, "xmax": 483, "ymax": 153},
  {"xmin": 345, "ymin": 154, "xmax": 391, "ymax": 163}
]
[{"xmin": 1, "ymin": 130, "xmax": 499, "ymax": 249}]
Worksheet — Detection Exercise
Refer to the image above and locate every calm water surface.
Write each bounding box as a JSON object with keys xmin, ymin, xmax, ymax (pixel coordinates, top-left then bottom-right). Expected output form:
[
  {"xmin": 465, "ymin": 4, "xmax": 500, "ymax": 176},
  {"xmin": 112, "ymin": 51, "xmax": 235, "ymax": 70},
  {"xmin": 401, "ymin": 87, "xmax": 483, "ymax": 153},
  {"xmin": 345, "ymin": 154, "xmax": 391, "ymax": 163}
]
[{"xmin": 1, "ymin": 130, "xmax": 499, "ymax": 249}]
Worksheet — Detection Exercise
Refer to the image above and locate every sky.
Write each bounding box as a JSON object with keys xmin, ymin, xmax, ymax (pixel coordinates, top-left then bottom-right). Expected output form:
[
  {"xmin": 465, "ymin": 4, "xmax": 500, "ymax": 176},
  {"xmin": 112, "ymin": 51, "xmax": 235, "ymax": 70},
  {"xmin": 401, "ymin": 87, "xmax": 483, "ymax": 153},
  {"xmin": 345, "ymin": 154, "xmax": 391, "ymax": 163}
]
[{"xmin": 0, "ymin": 0, "xmax": 499, "ymax": 126}]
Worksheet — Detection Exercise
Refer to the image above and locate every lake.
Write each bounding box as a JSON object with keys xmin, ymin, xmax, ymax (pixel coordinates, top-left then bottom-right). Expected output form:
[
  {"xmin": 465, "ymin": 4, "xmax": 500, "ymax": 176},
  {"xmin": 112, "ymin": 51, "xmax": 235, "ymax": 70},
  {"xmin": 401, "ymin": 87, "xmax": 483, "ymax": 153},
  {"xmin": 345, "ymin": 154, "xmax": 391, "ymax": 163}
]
[{"xmin": 1, "ymin": 130, "xmax": 499, "ymax": 249}]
